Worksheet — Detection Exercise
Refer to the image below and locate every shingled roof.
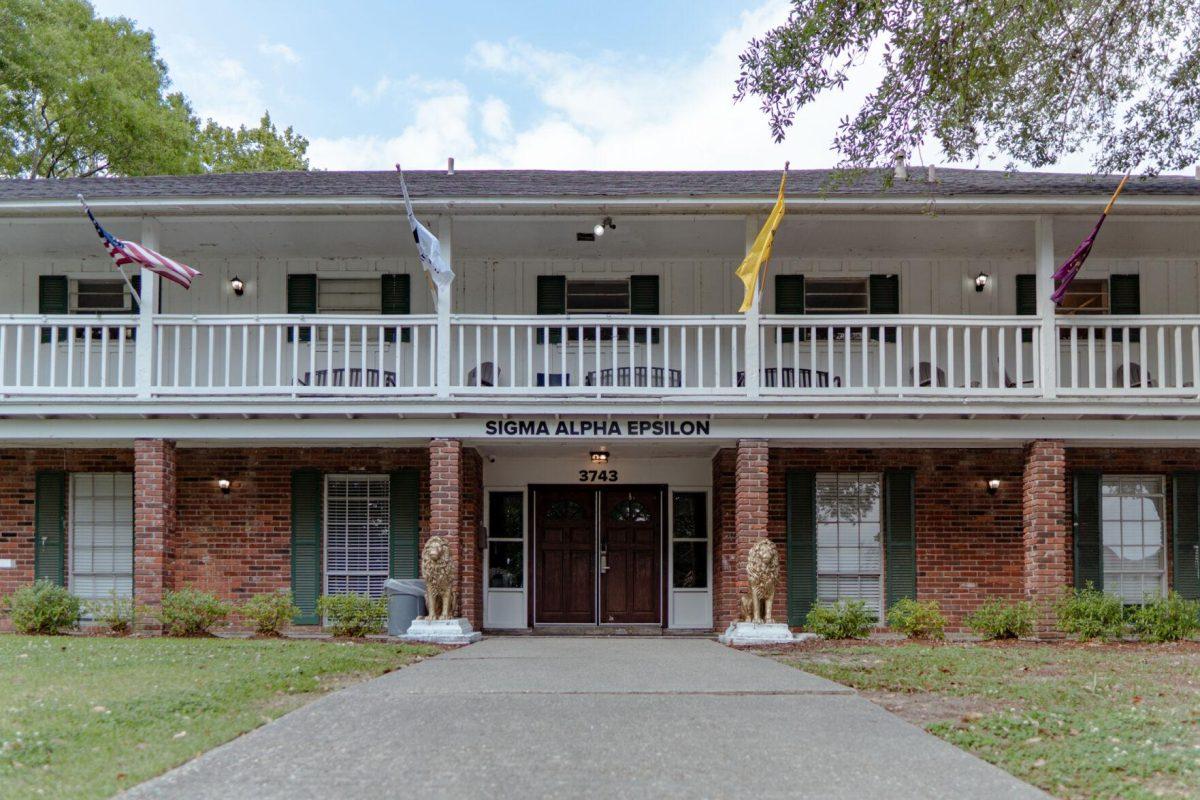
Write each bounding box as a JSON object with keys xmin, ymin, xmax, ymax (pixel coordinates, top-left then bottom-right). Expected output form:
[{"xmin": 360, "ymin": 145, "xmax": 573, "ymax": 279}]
[{"xmin": 0, "ymin": 168, "xmax": 1197, "ymax": 202}]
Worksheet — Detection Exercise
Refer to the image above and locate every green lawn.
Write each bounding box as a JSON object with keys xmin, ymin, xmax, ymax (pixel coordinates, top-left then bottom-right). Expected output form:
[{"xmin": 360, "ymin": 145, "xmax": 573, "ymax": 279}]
[
  {"xmin": 0, "ymin": 635, "xmax": 438, "ymax": 800},
  {"xmin": 776, "ymin": 641, "xmax": 1200, "ymax": 800}
]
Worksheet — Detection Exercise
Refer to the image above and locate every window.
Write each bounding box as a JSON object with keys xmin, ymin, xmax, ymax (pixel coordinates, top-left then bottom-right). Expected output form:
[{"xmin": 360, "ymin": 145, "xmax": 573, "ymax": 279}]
[
  {"xmin": 566, "ymin": 279, "xmax": 630, "ymax": 313},
  {"xmin": 1101, "ymin": 475, "xmax": 1165, "ymax": 604},
  {"xmin": 805, "ymin": 278, "xmax": 870, "ymax": 314},
  {"xmin": 325, "ymin": 475, "xmax": 390, "ymax": 599},
  {"xmin": 1057, "ymin": 278, "xmax": 1110, "ymax": 316},
  {"xmin": 672, "ymin": 492, "xmax": 708, "ymax": 590},
  {"xmin": 487, "ymin": 492, "xmax": 524, "ymax": 589},
  {"xmin": 816, "ymin": 473, "xmax": 883, "ymax": 616},
  {"xmin": 70, "ymin": 473, "xmax": 134, "ymax": 602},
  {"xmin": 71, "ymin": 279, "xmax": 132, "ymax": 313},
  {"xmin": 317, "ymin": 278, "xmax": 381, "ymax": 314}
]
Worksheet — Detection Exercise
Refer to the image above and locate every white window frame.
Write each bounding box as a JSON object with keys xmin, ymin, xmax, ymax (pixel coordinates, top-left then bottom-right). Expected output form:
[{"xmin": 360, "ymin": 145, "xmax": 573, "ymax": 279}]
[
  {"xmin": 565, "ymin": 277, "xmax": 631, "ymax": 314},
  {"xmin": 323, "ymin": 474, "xmax": 391, "ymax": 599},
  {"xmin": 1056, "ymin": 277, "xmax": 1110, "ymax": 316},
  {"xmin": 1100, "ymin": 474, "xmax": 1167, "ymax": 604},
  {"xmin": 804, "ymin": 277, "xmax": 870, "ymax": 315},
  {"xmin": 68, "ymin": 472, "xmax": 134, "ymax": 604},
  {"xmin": 815, "ymin": 472, "xmax": 884, "ymax": 617},
  {"xmin": 316, "ymin": 277, "xmax": 382, "ymax": 315},
  {"xmin": 69, "ymin": 278, "xmax": 134, "ymax": 314}
]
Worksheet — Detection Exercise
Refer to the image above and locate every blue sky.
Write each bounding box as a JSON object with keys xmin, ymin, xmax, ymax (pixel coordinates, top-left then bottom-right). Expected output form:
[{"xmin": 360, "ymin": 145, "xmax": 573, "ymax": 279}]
[{"xmin": 91, "ymin": 0, "xmax": 1095, "ymax": 172}]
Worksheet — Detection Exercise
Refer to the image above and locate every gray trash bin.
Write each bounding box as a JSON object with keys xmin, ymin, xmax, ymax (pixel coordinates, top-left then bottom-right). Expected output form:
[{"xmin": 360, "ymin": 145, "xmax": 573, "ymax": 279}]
[{"xmin": 384, "ymin": 579, "xmax": 427, "ymax": 636}]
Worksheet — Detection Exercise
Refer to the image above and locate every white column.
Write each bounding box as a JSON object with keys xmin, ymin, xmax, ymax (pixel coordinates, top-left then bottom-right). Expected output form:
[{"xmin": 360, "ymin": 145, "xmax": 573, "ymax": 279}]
[
  {"xmin": 136, "ymin": 217, "xmax": 160, "ymax": 399},
  {"xmin": 1035, "ymin": 215, "xmax": 1057, "ymax": 398},
  {"xmin": 743, "ymin": 215, "xmax": 761, "ymax": 397},
  {"xmin": 435, "ymin": 215, "xmax": 453, "ymax": 397}
]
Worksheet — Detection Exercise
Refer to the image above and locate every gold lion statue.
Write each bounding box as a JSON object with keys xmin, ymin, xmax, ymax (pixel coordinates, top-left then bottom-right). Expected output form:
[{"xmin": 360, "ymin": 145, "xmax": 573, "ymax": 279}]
[
  {"xmin": 420, "ymin": 535, "xmax": 456, "ymax": 620},
  {"xmin": 740, "ymin": 538, "xmax": 780, "ymax": 624}
]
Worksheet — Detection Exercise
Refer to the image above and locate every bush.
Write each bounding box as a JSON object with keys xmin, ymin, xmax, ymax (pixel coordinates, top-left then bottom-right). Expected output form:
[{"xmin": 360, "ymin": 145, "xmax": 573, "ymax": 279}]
[
  {"xmin": 316, "ymin": 593, "xmax": 387, "ymax": 637},
  {"xmin": 885, "ymin": 598, "xmax": 946, "ymax": 640},
  {"xmin": 1129, "ymin": 592, "xmax": 1200, "ymax": 643},
  {"xmin": 7, "ymin": 580, "xmax": 81, "ymax": 634},
  {"xmin": 240, "ymin": 590, "xmax": 300, "ymax": 636},
  {"xmin": 805, "ymin": 600, "xmax": 874, "ymax": 639},
  {"xmin": 158, "ymin": 587, "xmax": 232, "ymax": 636},
  {"xmin": 1055, "ymin": 584, "xmax": 1126, "ymax": 641},
  {"xmin": 963, "ymin": 598, "xmax": 1035, "ymax": 640},
  {"xmin": 85, "ymin": 590, "xmax": 136, "ymax": 635}
]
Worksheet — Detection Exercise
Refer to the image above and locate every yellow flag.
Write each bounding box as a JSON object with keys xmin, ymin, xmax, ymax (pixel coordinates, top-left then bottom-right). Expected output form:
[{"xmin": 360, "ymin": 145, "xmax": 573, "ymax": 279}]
[{"xmin": 736, "ymin": 169, "xmax": 787, "ymax": 312}]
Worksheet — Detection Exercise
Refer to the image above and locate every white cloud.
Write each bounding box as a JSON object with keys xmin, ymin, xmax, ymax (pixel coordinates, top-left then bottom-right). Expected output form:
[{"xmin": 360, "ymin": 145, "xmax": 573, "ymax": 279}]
[
  {"xmin": 479, "ymin": 97, "xmax": 512, "ymax": 140},
  {"xmin": 258, "ymin": 40, "xmax": 300, "ymax": 65},
  {"xmin": 152, "ymin": 35, "xmax": 266, "ymax": 127}
]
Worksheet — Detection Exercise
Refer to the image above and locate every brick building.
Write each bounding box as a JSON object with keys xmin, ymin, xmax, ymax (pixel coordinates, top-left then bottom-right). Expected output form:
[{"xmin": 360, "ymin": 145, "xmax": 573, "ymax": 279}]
[{"xmin": 2, "ymin": 167, "xmax": 1199, "ymax": 635}]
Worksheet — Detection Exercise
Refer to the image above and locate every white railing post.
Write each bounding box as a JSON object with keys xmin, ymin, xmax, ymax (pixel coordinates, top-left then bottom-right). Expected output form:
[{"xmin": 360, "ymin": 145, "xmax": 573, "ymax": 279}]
[
  {"xmin": 136, "ymin": 217, "xmax": 159, "ymax": 399},
  {"xmin": 435, "ymin": 216, "xmax": 453, "ymax": 397},
  {"xmin": 743, "ymin": 216, "xmax": 761, "ymax": 396},
  {"xmin": 1035, "ymin": 216, "xmax": 1058, "ymax": 398}
]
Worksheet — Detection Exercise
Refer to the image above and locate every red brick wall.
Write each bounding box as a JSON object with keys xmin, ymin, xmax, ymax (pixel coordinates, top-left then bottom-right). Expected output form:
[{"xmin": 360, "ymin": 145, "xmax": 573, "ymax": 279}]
[{"xmin": 765, "ymin": 448, "xmax": 1027, "ymax": 630}]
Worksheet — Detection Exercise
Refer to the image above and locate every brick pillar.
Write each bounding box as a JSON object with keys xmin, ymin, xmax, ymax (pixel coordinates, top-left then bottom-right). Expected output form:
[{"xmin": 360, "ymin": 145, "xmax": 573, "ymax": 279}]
[
  {"xmin": 459, "ymin": 448, "xmax": 484, "ymax": 629},
  {"xmin": 134, "ymin": 439, "xmax": 177, "ymax": 631},
  {"xmin": 722, "ymin": 439, "xmax": 770, "ymax": 629},
  {"xmin": 429, "ymin": 439, "xmax": 470, "ymax": 621},
  {"xmin": 712, "ymin": 448, "xmax": 738, "ymax": 628},
  {"xmin": 1022, "ymin": 439, "xmax": 1068, "ymax": 637}
]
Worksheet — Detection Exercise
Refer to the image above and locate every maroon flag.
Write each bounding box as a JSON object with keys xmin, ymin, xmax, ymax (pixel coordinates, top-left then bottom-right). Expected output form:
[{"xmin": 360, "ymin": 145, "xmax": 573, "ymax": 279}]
[{"xmin": 1051, "ymin": 175, "xmax": 1129, "ymax": 304}]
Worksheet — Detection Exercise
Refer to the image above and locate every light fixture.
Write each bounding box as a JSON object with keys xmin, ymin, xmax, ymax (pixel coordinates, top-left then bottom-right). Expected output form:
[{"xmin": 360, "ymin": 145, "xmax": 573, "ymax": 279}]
[
  {"xmin": 593, "ymin": 222, "xmax": 605, "ymax": 237},
  {"xmin": 987, "ymin": 478, "xmax": 1001, "ymax": 495},
  {"xmin": 230, "ymin": 276, "xmax": 246, "ymax": 296},
  {"xmin": 217, "ymin": 478, "xmax": 231, "ymax": 494},
  {"xmin": 590, "ymin": 450, "xmax": 610, "ymax": 464},
  {"xmin": 974, "ymin": 272, "xmax": 989, "ymax": 293},
  {"xmin": 593, "ymin": 216, "xmax": 615, "ymax": 237}
]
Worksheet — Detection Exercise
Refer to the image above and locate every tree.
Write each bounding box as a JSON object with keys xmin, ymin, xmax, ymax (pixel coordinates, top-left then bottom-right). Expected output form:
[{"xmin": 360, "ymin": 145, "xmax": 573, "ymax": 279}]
[
  {"xmin": 196, "ymin": 112, "xmax": 309, "ymax": 173},
  {"xmin": 734, "ymin": 0, "xmax": 1200, "ymax": 175}
]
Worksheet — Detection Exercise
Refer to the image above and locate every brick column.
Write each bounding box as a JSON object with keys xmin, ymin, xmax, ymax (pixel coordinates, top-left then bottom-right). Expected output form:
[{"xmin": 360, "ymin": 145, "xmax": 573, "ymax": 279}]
[
  {"xmin": 134, "ymin": 439, "xmax": 177, "ymax": 631},
  {"xmin": 723, "ymin": 439, "xmax": 770, "ymax": 629},
  {"xmin": 459, "ymin": 448, "xmax": 484, "ymax": 629},
  {"xmin": 1022, "ymin": 439, "xmax": 1068, "ymax": 637},
  {"xmin": 428, "ymin": 439, "xmax": 471, "ymax": 621}
]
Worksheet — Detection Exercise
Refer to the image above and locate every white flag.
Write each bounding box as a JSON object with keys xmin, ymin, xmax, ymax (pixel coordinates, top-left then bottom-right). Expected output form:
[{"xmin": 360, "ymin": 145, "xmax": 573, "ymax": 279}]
[{"xmin": 396, "ymin": 165, "xmax": 453, "ymax": 288}]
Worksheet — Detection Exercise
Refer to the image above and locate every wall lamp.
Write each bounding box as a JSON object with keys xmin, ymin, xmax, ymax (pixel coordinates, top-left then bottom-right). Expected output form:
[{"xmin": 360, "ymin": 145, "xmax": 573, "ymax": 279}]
[
  {"xmin": 974, "ymin": 272, "xmax": 989, "ymax": 293},
  {"xmin": 217, "ymin": 478, "xmax": 232, "ymax": 494},
  {"xmin": 230, "ymin": 276, "xmax": 246, "ymax": 296},
  {"xmin": 592, "ymin": 216, "xmax": 616, "ymax": 237},
  {"xmin": 986, "ymin": 478, "xmax": 1001, "ymax": 495},
  {"xmin": 590, "ymin": 450, "xmax": 610, "ymax": 464}
]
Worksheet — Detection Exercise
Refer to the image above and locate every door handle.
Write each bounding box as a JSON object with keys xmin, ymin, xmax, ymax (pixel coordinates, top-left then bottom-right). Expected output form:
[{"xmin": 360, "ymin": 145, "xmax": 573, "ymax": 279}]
[{"xmin": 600, "ymin": 549, "xmax": 608, "ymax": 573}]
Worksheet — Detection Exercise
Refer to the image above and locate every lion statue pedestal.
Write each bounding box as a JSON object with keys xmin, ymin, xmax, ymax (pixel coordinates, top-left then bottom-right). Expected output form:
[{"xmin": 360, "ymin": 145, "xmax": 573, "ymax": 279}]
[
  {"xmin": 717, "ymin": 538, "xmax": 816, "ymax": 646},
  {"xmin": 400, "ymin": 535, "xmax": 482, "ymax": 645}
]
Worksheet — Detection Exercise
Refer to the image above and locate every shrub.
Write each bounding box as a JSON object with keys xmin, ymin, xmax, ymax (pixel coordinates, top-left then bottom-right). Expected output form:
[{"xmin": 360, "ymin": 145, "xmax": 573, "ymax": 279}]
[
  {"xmin": 240, "ymin": 590, "xmax": 300, "ymax": 636},
  {"xmin": 805, "ymin": 600, "xmax": 874, "ymax": 639},
  {"xmin": 885, "ymin": 598, "xmax": 946, "ymax": 640},
  {"xmin": 964, "ymin": 598, "xmax": 1035, "ymax": 640},
  {"xmin": 7, "ymin": 580, "xmax": 81, "ymax": 634},
  {"xmin": 316, "ymin": 593, "xmax": 387, "ymax": 637},
  {"xmin": 85, "ymin": 590, "xmax": 136, "ymax": 635},
  {"xmin": 158, "ymin": 587, "xmax": 232, "ymax": 636},
  {"xmin": 1129, "ymin": 592, "xmax": 1200, "ymax": 643},
  {"xmin": 1055, "ymin": 584, "xmax": 1126, "ymax": 641}
]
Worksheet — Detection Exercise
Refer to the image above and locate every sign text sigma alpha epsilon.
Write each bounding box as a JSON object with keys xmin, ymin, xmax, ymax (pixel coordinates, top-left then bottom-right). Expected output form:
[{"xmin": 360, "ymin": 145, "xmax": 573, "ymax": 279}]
[{"xmin": 484, "ymin": 418, "xmax": 711, "ymax": 437}]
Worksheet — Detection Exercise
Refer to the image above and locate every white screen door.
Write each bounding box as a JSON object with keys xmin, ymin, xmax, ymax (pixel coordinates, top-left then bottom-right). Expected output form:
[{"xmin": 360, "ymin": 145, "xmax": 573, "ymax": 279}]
[
  {"xmin": 325, "ymin": 475, "xmax": 391, "ymax": 598},
  {"xmin": 70, "ymin": 473, "xmax": 134, "ymax": 601}
]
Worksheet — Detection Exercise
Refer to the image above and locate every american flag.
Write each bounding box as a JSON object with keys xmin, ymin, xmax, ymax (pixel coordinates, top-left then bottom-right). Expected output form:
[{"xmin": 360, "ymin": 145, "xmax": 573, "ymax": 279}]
[{"xmin": 79, "ymin": 196, "xmax": 202, "ymax": 289}]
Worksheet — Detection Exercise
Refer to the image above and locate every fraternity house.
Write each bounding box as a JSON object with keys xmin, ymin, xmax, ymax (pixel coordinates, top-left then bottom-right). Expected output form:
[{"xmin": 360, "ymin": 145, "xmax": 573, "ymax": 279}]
[{"xmin": 2, "ymin": 167, "xmax": 1200, "ymax": 636}]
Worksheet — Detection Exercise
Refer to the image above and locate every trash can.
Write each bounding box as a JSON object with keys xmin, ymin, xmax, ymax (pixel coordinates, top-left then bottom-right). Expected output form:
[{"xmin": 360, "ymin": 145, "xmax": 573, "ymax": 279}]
[{"xmin": 384, "ymin": 579, "xmax": 426, "ymax": 636}]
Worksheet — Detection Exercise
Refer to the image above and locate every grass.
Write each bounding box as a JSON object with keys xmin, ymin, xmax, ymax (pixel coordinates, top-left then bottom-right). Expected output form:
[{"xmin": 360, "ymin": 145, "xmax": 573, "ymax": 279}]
[
  {"xmin": 0, "ymin": 635, "xmax": 438, "ymax": 799},
  {"xmin": 775, "ymin": 641, "xmax": 1200, "ymax": 800}
]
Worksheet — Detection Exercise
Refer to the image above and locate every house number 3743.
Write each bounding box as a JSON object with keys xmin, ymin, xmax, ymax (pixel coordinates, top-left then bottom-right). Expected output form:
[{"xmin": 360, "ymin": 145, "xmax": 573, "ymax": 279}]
[{"xmin": 579, "ymin": 469, "xmax": 618, "ymax": 482}]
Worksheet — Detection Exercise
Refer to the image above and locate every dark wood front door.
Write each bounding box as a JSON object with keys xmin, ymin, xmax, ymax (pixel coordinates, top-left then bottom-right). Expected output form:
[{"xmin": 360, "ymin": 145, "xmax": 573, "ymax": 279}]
[
  {"xmin": 534, "ymin": 488, "xmax": 596, "ymax": 624},
  {"xmin": 599, "ymin": 488, "xmax": 662, "ymax": 624}
]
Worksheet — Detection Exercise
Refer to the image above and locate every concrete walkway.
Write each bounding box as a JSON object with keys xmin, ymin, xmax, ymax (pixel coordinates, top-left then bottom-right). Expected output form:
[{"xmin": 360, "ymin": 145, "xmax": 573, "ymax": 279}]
[{"xmin": 124, "ymin": 638, "xmax": 1047, "ymax": 799}]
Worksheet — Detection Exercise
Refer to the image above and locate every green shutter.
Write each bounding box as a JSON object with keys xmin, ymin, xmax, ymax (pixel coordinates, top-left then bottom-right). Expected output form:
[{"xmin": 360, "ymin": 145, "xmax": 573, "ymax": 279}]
[
  {"xmin": 287, "ymin": 274, "xmax": 318, "ymax": 343},
  {"xmin": 536, "ymin": 275, "xmax": 566, "ymax": 344},
  {"xmin": 39, "ymin": 275, "xmax": 68, "ymax": 344},
  {"xmin": 1016, "ymin": 273, "xmax": 1037, "ymax": 343},
  {"xmin": 1110, "ymin": 274, "xmax": 1141, "ymax": 343},
  {"xmin": 1173, "ymin": 473, "xmax": 1200, "ymax": 600},
  {"xmin": 630, "ymin": 275, "xmax": 660, "ymax": 344},
  {"xmin": 34, "ymin": 471, "xmax": 67, "ymax": 586},
  {"xmin": 390, "ymin": 469, "xmax": 421, "ymax": 579},
  {"xmin": 775, "ymin": 274, "xmax": 805, "ymax": 343},
  {"xmin": 129, "ymin": 274, "xmax": 141, "ymax": 315},
  {"xmin": 786, "ymin": 470, "xmax": 816, "ymax": 626},
  {"xmin": 290, "ymin": 469, "xmax": 323, "ymax": 624},
  {"xmin": 884, "ymin": 469, "xmax": 916, "ymax": 609},
  {"xmin": 869, "ymin": 274, "xmax": 899, "ymax": 342},
  {"xmin": 381, "ymin": 274, "xmax": 411, "ymax": 343},
  {"xmin": 1073, "ymin": 471, "xmax": 1103, "ymax": 590}
]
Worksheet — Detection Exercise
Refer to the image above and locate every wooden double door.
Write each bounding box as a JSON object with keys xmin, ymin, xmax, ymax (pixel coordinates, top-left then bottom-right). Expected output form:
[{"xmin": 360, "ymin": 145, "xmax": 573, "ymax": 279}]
[{"xmin": 534, "ymin": 486, "xmax": 663, "ymax": 625}]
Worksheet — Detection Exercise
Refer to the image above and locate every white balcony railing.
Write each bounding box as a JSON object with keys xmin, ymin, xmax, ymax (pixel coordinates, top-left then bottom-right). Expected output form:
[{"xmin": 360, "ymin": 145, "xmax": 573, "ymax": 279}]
[{"xmin": 0, "ymin": 312, "xmax": 1195, "ymax": 403}]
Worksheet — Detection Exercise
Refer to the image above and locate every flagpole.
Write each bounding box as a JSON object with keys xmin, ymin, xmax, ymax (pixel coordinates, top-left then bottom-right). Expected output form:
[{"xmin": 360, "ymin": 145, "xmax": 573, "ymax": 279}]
[
  {"xmin": 752, "ymin": 162, "xmax": 789, "ymax": 314},
  {"xmin": 77, "ymin": 195, "xmax": 142, "ymax": 306}
]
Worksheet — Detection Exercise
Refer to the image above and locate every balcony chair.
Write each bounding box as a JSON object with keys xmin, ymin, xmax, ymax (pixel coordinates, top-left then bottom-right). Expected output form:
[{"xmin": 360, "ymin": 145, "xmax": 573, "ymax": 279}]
[
  {"xmin": 296, "ymin": 368, "xmax": 397, "ymax": 387},
  {"xmin": 909, "ymin": 362, "xmax": 947, "ymax": 388},
  {"xmin": 584, "ymin": 367, "xmax": 683, "ymax": 388},
  {"xmin": 737, "ymin": 368, "xmax": 841, "ymax": 388},
  {"xmin": 467, "ymin": 361, "xmax": 500, "ymax": 387},
  {"xmin": 1113, "ymin": 363, "xmax": 1155, "ymax": 388}
]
